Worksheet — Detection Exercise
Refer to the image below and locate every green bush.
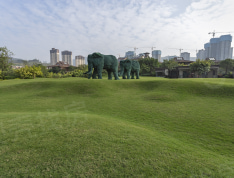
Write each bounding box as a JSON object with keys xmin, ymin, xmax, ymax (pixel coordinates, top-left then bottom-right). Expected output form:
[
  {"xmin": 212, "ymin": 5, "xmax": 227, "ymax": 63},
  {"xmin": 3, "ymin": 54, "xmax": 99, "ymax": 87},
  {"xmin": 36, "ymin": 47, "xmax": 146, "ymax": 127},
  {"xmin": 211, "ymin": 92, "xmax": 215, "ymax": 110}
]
[
  {"xmin": 0, "ymin": 69, "xmax": 17, "ymax": 80},
  {"xmin": 45, "ymin": 72, "xmax": 53, "ymax": 78},
  {"xmin": 63, "ymin": 72, "xmax": 73, "ymax": 78},
  {"xmin": 15, "ymin": 66, "xmax": 43, "ymax": 79},
  {"xmin": 52, "ymin": 73, "xmax": 62, "ymax": 78},
  {"xmin": 71, "ymin": 69, "xmax": 83, "ymax": 77}
]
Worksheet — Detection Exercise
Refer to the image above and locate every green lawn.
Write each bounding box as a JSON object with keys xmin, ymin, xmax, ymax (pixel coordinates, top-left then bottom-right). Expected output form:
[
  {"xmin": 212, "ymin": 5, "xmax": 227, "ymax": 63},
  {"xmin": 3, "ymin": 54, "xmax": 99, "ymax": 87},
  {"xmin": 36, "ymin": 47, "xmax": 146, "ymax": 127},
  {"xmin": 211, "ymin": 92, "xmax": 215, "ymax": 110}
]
[{"xmin": 0, "ymin": 77, "xmax": 234, "ymax": 177}]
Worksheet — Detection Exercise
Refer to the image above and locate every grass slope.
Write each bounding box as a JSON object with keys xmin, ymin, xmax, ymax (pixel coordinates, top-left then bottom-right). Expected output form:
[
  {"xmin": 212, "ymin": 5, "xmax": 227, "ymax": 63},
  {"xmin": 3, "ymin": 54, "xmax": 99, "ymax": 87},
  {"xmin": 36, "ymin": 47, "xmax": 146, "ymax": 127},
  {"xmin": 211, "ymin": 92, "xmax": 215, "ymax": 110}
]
[{"xmin": 0, "ymin": 77, "xmax": 234, "ymax": 177}]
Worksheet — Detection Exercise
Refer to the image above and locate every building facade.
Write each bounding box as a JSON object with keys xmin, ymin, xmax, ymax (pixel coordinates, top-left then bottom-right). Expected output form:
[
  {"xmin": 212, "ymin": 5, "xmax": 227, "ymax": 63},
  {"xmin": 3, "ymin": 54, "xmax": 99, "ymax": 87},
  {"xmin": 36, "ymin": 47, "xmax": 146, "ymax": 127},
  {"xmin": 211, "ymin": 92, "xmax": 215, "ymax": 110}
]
[
  {"xmin": 196, "ymin": 49, "xmax": 206, "ymax": 60},
  {"xmin": 75, "ymin": 55, "xmax": 85, "ymax": 67},
  {"xmin": 50, "ymin": 48, "xmax": 59, "ymax": 65},
  {"xmin": 204, "ymin": 43, "xmax": 211, "ymax": 59},
  {"xmin": 62, "ymin": 50, "xmax": 72, "ymax": 65},
  {"xmin": 125, "ymin": 51, "xmax": 135, "ymax": 59},
  {"xmin": 204, "ymin": 35, "xmax": 233, "ymax": 60},
  {"xmin": 181, "ymin": 52, "xmax": 190, "ymax": 61},
  {"xmin": 152, "ymin": 50, "xmax": 161, "ymax": 62},
  {"xmin": 219, "ymin": 35, "xmax": 233, "ymax": 60}
]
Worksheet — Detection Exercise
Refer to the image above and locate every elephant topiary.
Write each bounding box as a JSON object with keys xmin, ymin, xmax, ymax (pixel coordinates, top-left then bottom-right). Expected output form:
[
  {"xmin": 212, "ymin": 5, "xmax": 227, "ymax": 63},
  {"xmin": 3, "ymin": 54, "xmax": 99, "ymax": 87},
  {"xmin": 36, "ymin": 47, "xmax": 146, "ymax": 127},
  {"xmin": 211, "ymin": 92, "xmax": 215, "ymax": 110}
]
[
  {"xmin": 119, "ymin": 59, "xmax": 140, "ymax": 79},
  {"xmin": 84, "ymin": 52, "xmax": 119, "ymax": 80}
]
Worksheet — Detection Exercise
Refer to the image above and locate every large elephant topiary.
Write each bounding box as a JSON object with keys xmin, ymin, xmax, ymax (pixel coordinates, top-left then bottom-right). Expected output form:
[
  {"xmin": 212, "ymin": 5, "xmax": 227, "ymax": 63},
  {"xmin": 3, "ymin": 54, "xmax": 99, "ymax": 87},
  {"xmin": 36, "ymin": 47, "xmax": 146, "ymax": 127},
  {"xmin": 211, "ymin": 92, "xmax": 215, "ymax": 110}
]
[
  {"xmin": 84, "ymin": 52, "xmax": 119, "ymax": 80},
  {"xmin": 119, "ymin": 59, "xmax": 140, "ymax": 79}
]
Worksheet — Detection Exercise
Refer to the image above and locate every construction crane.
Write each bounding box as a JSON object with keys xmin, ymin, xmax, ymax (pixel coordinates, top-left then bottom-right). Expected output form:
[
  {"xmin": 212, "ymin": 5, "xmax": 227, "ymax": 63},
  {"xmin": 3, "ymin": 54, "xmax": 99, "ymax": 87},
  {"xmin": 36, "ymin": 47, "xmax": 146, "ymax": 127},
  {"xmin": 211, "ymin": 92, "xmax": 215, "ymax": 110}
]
[
  {"xmin": 208, "ymin": 30, "xmax": 234, "ymax": 38},
  {"xmin": 151, "ymin": 46, "xmax": 156, "ymax": 51},
  {"xmin": 169, "ymin": 48, "xmax": 184, "ymax": 56},
  {"xmin": 126, "ymin": 47, "xmax": 138, "ymax": 55},
  {"xmin": 141, "ymin": 46, "xmax": 156, "ymax": 51}
]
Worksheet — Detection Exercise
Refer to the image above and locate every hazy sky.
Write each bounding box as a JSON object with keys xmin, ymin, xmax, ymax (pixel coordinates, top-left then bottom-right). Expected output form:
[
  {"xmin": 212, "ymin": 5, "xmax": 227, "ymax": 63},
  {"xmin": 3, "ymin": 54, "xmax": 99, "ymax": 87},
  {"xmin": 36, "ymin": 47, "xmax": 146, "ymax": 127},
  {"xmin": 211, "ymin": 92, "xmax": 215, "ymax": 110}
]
[{"xmin": 1, "ymin": 0, "xmax": 234, "ymax": 62}]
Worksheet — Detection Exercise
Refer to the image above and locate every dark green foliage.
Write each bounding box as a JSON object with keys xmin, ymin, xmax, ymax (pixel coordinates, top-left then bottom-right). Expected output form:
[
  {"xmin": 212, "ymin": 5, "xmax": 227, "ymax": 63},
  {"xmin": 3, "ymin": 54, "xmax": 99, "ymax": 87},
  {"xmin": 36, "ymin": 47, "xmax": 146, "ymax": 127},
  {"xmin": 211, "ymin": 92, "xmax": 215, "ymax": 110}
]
[
  {"xmin": 0, "ymin": 46, "xmax": 13, "ymax": 80},
  {"xmin": 160, "ymin": 59, "xmax": 178, "ymax": 70},
  {"xmin": 85, "ymin": 52, "xmax": 119, "ymax": 80},
  {"xmin": 160, "ymin": 59, "xmax": 179, "ymax": 78},
  {"xmin": 48, "ymin": 66, "xmax": 61, "ymax": 73},
  {"xmin": 219, "ymin": 58, "xmax": 234, "ymax": 74},
  {"xmin": 138, "ymin": 57, "xmax": 159, "ymax": 76},
  {"xmin": 119, "ymin": 59, "xmax": 140, "ymax": 79},
  {"xmin": 68, "ymin": 65, "xmax": 76, "ymax": 71},
  {"xmin": 190, "ymin": 59, "xmax": 211, "ymax": 77}
]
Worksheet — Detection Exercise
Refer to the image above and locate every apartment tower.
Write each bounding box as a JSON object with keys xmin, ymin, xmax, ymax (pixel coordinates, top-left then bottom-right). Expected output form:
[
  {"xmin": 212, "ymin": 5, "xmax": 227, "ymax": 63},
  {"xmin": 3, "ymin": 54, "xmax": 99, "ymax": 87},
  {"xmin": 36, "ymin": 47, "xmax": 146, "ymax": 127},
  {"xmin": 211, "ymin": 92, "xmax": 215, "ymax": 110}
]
[
  {"xmin": 196, "ymin": 49, "xmax": 206, "ymax": 60},
  {"xmin": 62, "ymin": 50, "xmax": 72, "ymax": 65},
  {"xmin": 75, "ymin": 55, "xmax": 85, "ymax": 67},
  {"xmin": 181, "ymin": 52, "xmax": 190, "ymax": 61},
  {"xmin": 50, "ymin": 48, "xmax": 59, "ymax": 65},
  {"xmin": 125, "ymin": 51, "xmax": 135, "ymax": 59},
  {"xmin": 152, "ymin": 50, "xmax": 162, "ymax": 62},
  {"xmin": 204, "ymin": 34, "xmax": 233, "ymax": 60}
]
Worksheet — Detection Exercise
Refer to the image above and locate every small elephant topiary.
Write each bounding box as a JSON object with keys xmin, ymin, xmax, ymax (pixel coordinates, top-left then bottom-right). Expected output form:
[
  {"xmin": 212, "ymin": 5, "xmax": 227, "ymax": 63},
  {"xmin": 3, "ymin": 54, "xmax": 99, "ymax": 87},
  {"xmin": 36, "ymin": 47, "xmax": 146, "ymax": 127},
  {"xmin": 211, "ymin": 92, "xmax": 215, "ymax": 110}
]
[
  {"xmin": 84, "ymin": 52, "xmax": 119, "ymax": 80},
  {"xmin": 119, "ymin": 59, "xmax": 140, "ymax": 79}
]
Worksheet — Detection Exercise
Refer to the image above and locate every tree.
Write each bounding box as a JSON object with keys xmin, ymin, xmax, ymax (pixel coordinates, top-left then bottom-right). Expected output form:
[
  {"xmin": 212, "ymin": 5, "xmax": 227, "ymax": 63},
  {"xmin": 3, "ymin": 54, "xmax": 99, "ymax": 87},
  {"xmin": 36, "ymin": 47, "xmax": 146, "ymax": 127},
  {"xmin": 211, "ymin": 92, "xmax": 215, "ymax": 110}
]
[
  {"xmin": 48, "ymin": 66, "xmax": 61, "ymax": 73},
  {"xmin": 0, "ymin": 47, "xmax": 13, "ymax": 80},
  {"xmin": 219, "ymin": 58, "xmax": 234, "ymax": 75},
  {"xmin": 190, "ymin": 59, "xmax": 211, "ymax": 77},
  {"xmin": 68, "ymin": 66, "xmax": 76, "ymax": 71},
  {"xmin": 160, "ymin": 59, "xmax": 178, "ymax": 78},
  {"xmin": 138, "ymin": 57, "xmax": 159, "ymax": 76}
]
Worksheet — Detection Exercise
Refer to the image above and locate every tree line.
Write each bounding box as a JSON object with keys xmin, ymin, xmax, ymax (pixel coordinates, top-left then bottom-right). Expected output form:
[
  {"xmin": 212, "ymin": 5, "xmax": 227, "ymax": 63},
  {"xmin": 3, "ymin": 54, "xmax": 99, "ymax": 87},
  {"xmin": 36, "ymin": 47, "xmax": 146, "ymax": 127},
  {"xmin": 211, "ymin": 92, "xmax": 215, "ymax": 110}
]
[
  {"xmin": 1, "ymin": 46, "xmax": 234, "ymax": 80},
  {"xmin": 0, "ymin": 47, "xmax": 88, "ymax": 80},
  {"xmin": 138, "ymin": 57, "xmax": 234, "ymax": 78}
]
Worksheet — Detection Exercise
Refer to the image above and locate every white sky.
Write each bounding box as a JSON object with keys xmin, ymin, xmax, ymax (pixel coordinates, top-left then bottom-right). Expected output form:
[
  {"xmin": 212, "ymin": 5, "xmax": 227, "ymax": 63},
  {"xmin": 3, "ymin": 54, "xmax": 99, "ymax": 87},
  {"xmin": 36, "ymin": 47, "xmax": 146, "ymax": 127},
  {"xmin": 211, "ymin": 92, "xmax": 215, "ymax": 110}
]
[{"xmin": 0, "ymin": 0, "xmax": 234, "ymax": 62}]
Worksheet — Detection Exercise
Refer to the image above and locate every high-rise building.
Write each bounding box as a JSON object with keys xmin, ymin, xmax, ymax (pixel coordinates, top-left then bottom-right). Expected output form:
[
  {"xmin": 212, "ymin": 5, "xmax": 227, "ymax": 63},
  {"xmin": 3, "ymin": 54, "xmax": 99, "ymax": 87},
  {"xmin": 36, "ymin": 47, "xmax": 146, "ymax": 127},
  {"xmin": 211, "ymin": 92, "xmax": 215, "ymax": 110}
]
[
  {"xmin": 75, "ymin": 55, "xmax": 85, "ymax": 67},
  {"xmin": 196, "ymin": 49, "xmax": 206, "ymax": 60},
  {"xmin": 181, "ymin": 52, "xmax": 190, "ymax": 61},
  {"xmin": 62, "ymin": 50, "xmax": 72, "ymax": 65},
  {"xmin": 219, "ymin": 35, "xmax": 233, "ymax": 60},
  {"xmin": 152, "ymin": 50, "xmax": 161, "ymax": 62},
  {"xmin": 125, "ymin": 51, "xmax": 135, "ymax": 59},
  {"xmin": 210, "ymin": 38, "xmax": 220, "ymax": 59},
  {"xmin": 204, "ymin": 43, "xmax": 211, "ymax": 59},
  {"xmin": 204, "ymin": 35, "xmax": 233, "ymax": 60},
  {"xmin": 50, "ymin": 48, "xmax": 59, "ymax": 65}
]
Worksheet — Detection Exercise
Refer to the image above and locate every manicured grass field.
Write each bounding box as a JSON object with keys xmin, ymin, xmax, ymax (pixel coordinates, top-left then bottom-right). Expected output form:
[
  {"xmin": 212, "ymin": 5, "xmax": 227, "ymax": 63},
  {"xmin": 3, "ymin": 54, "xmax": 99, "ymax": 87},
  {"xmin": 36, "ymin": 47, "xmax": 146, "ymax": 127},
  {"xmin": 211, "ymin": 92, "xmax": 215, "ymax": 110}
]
[{"xmin": 0, "ymin": 77, "xmax": 234, "ymax": 177}]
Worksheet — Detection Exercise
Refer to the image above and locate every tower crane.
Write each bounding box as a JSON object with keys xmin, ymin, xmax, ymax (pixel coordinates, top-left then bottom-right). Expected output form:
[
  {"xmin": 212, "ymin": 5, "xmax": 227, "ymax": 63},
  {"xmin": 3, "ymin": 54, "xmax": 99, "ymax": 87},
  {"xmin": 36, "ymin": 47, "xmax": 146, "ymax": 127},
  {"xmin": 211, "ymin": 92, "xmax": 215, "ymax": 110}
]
[
  {"xmin": 141, "ymin": 46, "xmax": 156, "ymax": 51},
  {"xmin": 126, "ymin": 47, "xmax": 138, "ymax": 55},
  {"xmin": 208, "ymin": 30, "xmax": 234, "ymax": 38},
  {"xmin": 151, "ymin": 46, "xmax": 156, "ymax": 51},
  {"xmin": 169, "ymin": 48, "xmax": 184, "ymax": 56}
]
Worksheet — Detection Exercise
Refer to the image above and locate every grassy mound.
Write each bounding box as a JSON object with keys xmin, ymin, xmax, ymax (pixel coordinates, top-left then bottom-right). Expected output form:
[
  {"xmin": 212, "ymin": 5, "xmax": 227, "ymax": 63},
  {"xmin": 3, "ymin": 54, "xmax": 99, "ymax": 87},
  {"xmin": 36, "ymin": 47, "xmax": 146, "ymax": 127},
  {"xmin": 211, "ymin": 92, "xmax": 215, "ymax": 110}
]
[{"xmin": 0, "ymin": 77, "xmax": 234, "ymax": 177}]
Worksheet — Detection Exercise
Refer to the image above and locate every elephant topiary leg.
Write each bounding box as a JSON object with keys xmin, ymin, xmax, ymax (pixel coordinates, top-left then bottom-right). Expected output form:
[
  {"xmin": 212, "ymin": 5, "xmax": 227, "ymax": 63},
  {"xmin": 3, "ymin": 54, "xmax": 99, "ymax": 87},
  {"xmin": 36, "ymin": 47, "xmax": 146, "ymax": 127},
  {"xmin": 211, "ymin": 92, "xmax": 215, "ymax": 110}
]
[
  {"xmin": 131, "ymin": 72, "xmax": 135, "ymax": 79},
  {"xmin": 114, "ymin": 71, "xmax": 120, "ymax": 80},
  {"xmin": 127, "ymin": 70, "xmax": 131, "ymax": 79},
  {"xmin": 97, "ymin": 68, "xmax": 102, "ymax": 79},
  {"xmin": 108, "ymin": 70, "xmax": 112, "ymax": 80},
  {"xmin": 92, "ymin": 68, "xmax": 97, "ymax": 79},
  {"xmin": 122, "ymin": 71, "xmax": 126, "ymax": 79},
  {"xmin": 136, "ymin": 71, "xmax": 140, "ymax": 79}
]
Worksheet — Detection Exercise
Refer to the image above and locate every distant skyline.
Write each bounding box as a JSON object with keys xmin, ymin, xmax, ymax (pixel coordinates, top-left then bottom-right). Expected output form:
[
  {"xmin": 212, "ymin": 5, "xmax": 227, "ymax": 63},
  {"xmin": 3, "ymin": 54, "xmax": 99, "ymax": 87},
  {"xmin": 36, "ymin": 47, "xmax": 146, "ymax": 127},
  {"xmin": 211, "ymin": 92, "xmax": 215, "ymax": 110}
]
[{"xmin": 1, "ymin": 0, "xmax": 234, "ymax": 62}]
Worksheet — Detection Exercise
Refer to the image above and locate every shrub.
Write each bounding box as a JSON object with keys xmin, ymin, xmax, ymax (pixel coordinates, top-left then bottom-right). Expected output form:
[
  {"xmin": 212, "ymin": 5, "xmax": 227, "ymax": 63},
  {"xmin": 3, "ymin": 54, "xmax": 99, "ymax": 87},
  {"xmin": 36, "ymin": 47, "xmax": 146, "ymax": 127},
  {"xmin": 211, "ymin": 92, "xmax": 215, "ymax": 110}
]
[
  {"xmin": 15, "ymin": 65, "xmax": 43, "ymax": 79},
  {"xmin": 71, "ymin": 69, "xmax": 83, "ymax": 77}
]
